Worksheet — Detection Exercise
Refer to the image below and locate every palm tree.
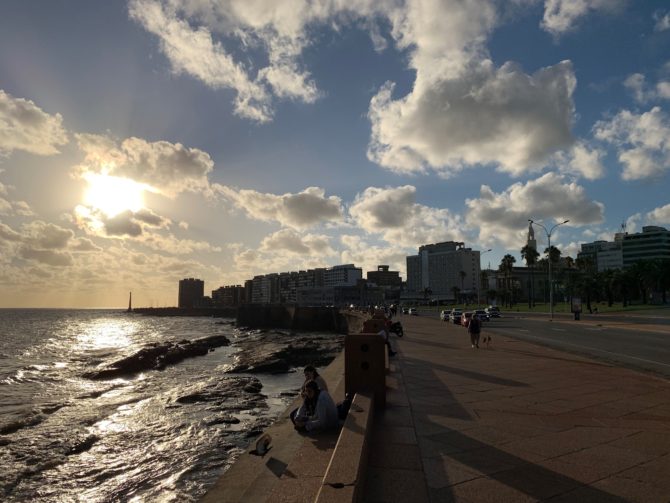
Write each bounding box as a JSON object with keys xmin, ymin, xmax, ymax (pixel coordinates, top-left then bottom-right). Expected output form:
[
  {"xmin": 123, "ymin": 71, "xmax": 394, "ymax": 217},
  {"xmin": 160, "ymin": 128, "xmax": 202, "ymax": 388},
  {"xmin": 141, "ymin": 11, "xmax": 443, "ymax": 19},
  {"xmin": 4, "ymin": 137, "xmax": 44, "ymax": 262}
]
[
  {"xmin": 499, "ymin": 254, "xmax": 516, "ymax": 307},
  {"xmin": 521, "ymin": 245, "xmax": 540, "ymax": 308},
  {"xmin": 451, "ymin": 286, "xmax": 460, "ymax": 304},
  {"xmin": 544, "ymin": 246, "xmax": 561, "ymax": 307}
]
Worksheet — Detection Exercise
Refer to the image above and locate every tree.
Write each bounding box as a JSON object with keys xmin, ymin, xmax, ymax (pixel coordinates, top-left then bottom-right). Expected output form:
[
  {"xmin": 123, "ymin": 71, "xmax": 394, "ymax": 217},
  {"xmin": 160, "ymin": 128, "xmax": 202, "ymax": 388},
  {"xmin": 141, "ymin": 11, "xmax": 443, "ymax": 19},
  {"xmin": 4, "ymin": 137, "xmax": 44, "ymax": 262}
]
[
  {"xmin": 544, "ymin": 246, "xmax": 562, "ymax": 306},
  {"xmin": 451, "ymin": 286, "xmax": 460, "ymax": 304},
  {"xmin": 521, "ymin": 245, "xmax": 540, "ymax": 308},
  {"xmin": 499, "ymin": 254, "xmax": 516, "ymax": 307}
]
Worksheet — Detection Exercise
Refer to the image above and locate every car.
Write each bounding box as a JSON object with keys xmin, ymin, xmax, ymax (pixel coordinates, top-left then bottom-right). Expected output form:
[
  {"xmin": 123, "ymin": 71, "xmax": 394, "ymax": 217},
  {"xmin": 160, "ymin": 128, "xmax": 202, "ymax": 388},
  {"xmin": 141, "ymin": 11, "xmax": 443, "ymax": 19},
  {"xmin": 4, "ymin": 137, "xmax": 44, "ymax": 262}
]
[
  {"xmin": 474, "ymin": 309, "xmax": 490, "ymax": 321},
  {"xmin": 449, "ymin": 309, "xmax": 462, "ymax": 324},
  {"xmin": 485, "ymin": 306, "xmax": 501, "ymax": 318},
  {"xmin": 440, "ymin": 310, "xmax": 449, "ymax": 321},
  {"xmin": 408, "ymin": 307, "xmax": 418, "ymax": 316},
  {"xmin": 401, "ymin": 307, "xmax": 409, "ymax": 314},
  {"xmin": 461, "ymin": 311, "xmax": 473, "ymax": 327}
]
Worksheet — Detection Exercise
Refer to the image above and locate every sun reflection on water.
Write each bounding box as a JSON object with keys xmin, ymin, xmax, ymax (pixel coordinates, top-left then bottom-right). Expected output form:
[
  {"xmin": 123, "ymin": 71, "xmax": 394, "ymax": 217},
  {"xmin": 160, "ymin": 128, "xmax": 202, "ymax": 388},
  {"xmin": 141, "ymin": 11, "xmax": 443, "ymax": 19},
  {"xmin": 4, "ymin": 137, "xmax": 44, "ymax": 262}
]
[{"xmin": 76, "ymin": 319, "xmax": 138, "ymax": 351}]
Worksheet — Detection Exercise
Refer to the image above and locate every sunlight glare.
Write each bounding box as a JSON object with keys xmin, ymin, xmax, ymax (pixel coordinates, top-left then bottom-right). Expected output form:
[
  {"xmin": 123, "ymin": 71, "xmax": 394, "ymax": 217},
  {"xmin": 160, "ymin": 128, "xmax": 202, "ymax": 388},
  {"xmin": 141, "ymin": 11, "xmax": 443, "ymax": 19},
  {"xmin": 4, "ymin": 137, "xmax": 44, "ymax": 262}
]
[{"xmin": 84, "ymin": 174, "xmax": 145, "ymax": 217}]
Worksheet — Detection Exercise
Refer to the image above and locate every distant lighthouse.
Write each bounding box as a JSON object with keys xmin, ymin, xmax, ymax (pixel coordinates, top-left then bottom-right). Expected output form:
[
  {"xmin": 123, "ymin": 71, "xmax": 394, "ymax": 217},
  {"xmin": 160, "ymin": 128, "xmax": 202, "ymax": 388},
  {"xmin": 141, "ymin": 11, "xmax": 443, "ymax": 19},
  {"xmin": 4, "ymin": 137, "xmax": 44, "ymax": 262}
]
[{"xmin": 127, "ymin": 291, "xmax": 132, "ymax": 312}]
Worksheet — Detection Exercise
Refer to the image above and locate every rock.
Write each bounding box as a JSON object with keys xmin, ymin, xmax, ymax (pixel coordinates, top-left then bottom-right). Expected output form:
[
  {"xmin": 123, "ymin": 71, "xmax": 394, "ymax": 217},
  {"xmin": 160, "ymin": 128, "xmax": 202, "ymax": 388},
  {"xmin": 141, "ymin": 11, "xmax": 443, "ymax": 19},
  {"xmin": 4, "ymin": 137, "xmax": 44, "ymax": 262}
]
[{"xmin": 83, "ymin": 335, "xmax": 231, "ymax": 379}]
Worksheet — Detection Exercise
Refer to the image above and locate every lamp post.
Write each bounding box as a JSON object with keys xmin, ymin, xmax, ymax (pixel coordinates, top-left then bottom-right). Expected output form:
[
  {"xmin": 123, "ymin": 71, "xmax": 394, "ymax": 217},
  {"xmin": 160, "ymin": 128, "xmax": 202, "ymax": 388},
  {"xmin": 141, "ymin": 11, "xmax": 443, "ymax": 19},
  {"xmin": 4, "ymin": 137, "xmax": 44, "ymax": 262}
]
[
  {"xmin": 477, "ymin": 249, "xmax": 492, "ymax": 307},
  {"xmin": 528, "ymin": 219, "xmax": 569, "ymax": 320}
]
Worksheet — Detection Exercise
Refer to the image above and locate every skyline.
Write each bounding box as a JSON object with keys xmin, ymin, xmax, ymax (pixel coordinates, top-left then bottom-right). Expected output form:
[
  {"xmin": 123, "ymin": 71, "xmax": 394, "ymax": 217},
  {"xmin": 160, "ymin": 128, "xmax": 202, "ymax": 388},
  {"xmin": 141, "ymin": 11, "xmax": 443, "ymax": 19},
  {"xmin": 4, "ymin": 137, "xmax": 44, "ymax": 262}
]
[{"xmin": 1, "ymin": 0, "xmax": 669, "ymax": 308}]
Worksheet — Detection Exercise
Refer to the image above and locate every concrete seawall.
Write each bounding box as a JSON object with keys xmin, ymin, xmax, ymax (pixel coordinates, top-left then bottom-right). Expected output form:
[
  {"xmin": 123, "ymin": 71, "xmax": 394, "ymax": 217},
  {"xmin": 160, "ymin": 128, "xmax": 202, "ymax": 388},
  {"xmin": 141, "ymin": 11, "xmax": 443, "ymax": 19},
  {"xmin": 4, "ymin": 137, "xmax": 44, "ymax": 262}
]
[{"xmin": 236, "ymin": 305, "xmax": 367, "ymax": 334}]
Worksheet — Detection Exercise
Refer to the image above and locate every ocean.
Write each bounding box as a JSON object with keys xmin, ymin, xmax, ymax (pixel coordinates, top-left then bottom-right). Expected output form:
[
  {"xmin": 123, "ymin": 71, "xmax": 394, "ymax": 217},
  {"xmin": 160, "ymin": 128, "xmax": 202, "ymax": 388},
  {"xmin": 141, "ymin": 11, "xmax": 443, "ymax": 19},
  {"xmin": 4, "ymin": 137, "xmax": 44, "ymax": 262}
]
[{"xmin": 0, "ymin": 309, "xmax": 311, "ymax": 502}]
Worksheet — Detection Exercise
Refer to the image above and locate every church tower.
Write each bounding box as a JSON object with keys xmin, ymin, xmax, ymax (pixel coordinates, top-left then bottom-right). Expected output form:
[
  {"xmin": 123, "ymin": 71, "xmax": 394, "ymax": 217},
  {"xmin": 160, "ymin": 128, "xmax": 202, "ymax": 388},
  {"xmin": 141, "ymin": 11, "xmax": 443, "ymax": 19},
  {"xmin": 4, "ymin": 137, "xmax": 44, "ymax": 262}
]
[{"xmin": 527, "ymin": 221, "xmax": 537, "ymax": 253}]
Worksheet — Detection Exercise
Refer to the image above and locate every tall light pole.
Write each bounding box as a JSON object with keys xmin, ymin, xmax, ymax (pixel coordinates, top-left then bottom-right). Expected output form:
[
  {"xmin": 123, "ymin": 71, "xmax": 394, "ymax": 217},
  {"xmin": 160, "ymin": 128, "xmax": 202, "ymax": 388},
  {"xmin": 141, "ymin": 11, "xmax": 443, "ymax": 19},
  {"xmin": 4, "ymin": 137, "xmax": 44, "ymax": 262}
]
[
  {"xmin": 477, "ymin": 249, "xmax": 492, "ymax": 307},
  {"xmin": 528, "ymin": 219, "xmax": 569, "ymax": 320}
]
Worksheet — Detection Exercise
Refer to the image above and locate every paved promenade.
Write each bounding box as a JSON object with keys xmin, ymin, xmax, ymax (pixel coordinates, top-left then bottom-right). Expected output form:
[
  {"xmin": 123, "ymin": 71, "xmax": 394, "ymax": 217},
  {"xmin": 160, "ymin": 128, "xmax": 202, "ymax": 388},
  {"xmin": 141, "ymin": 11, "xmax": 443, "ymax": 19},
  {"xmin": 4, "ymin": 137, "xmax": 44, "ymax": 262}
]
[{"xmin": 363, "ymin": 314, "xmax": 670, "ymax": 502}]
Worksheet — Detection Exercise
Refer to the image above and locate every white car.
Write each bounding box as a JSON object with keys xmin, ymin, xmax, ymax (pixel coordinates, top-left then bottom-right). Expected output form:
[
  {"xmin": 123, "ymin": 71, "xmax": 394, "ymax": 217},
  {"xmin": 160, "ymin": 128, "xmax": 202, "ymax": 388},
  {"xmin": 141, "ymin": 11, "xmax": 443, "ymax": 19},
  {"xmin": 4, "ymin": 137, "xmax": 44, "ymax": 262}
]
[{"xmin": 408, "ymin": 308, "xmax": 418, "ymax": 316}]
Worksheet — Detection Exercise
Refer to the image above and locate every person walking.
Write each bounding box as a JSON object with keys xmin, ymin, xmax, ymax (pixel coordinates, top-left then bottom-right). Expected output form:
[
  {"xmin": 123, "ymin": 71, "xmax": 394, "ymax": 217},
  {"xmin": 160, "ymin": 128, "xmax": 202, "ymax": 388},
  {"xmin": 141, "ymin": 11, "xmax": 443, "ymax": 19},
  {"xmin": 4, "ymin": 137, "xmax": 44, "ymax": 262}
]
[{"xmin": 468, "ymin": 314, "xmax": 482, "ymax": 348}]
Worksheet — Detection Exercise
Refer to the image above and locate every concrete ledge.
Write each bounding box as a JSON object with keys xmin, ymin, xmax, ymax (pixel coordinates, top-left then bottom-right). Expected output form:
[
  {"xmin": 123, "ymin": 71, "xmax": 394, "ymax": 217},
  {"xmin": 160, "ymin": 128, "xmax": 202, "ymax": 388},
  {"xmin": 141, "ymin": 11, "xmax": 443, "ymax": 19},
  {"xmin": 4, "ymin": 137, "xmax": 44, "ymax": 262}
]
[{"xmin": 315, "ymin": 392, "xmax": 375, "ymax": 503}]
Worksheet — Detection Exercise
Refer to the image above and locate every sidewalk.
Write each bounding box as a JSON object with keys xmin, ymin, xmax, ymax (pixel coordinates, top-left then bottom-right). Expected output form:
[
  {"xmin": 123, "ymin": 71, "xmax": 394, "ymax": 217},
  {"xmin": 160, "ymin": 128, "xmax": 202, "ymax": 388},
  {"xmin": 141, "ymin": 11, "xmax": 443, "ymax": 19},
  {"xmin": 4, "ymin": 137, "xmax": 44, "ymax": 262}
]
[{"xmin": 363, "ymin": 315, "xmax": 670, "ymax": 502}]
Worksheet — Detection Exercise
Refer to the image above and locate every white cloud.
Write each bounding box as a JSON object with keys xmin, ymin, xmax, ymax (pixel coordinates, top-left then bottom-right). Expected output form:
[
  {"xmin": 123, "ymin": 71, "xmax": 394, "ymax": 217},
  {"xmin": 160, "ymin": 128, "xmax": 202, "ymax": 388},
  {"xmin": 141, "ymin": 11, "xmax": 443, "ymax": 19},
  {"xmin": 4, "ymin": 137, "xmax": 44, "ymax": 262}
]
[
  {"xmin": 465, "ymin": 172, "xmax": 605, "ymax": 248},
  {"xmin": 215, "ymin": 185, "xmax": 344, "ymax": 229},
  {"xmin": 624, "ymin": 73, "xmax": 670, "ymax": 103},
  {"xmin": 593, "ymin": 107, "xmax": 670, "ymax": 180},
  {"xmin": 127, "ymin": 0, "xmax": 333, "ymax": 122},
  {"xmin": 349, "ymin": 185, "xmax": 464, "ymax": 247},
  {"xmin": 0, "ymin": 90, "xmax": 68, "ymax": 156},
  {"xmin": 368, "ymin": 6, "xmax": 577, "ymax": 177},
  {"xmin": 541, "ymin": 0, "xmax": 625, "ymax": 37},
  {"xmin": 18, "ymin": 247, "xmax": 73, "ymax": 267},
  {"xmin": 646, "ymin": 203, "xmax": 670, "ymax": 225},
  {"xmin": 553, "ymin": 141, "xmax": 605, "ymax": 180},
  {"xmin": 75, "ymin": 134, "xmax": 214, "ymax": 196},
  {"xmin": 340, "ymin": 234, "xmax": 409, "ymax": 279},
  {"xmin": 654, "ymin": 10, "xmax": 670, "ymax": 32},
  {"xmin": 259, "ymin": 228, "xmax": 335, "ymax": 256}
]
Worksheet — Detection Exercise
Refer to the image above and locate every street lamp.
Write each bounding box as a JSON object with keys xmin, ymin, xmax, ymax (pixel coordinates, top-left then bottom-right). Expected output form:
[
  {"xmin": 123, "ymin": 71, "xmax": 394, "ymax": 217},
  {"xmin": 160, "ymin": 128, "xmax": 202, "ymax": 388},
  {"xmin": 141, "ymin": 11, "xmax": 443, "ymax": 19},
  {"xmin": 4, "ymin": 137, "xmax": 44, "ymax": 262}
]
[
  {"xmin": 477, "ymin": 249, "xmax": 492, "ymax": 307},
  {"xmin": 528, "ymin": 219, "xmax": 569, "ymax": 320}
]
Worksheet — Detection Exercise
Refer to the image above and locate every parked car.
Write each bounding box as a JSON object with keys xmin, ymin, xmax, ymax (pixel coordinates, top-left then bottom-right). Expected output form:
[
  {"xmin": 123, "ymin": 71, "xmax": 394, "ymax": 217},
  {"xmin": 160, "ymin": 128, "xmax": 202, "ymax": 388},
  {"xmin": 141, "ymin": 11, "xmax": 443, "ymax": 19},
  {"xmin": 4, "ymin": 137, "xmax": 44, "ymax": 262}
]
[
  {"xmin": 440, "ymin": 310, "xmax": 449, "ymax": 321},
  {"xmin": 485, "ymin": 306, "xmax": 501, "ymax": 318},
  {"xmin": 449, "ymin": 309, "xmax": 462, "ymax": 324},
  {"xmin": 461, "ymin": 311, "xmax": 474, "ymax": 327},
  {"xmin": 408, "ymin": 307, "xmax": 418, "ymax": 316},
  {"xmin": 474, "ymin": 309, "xmax": 490, "ymax": 321}
]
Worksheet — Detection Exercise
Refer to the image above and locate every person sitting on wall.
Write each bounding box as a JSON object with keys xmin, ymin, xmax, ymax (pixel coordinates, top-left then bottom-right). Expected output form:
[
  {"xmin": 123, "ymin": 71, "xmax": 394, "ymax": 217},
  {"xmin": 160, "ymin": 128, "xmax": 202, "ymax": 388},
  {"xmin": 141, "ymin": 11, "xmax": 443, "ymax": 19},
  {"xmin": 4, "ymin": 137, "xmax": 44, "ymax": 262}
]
[
  {"xmin": 290, "ymin": 365, "xmax": 328, "ymax": 424},
  {"xmin": 293, "ymin": 380, "xmax": 339, "ymax": 433}
]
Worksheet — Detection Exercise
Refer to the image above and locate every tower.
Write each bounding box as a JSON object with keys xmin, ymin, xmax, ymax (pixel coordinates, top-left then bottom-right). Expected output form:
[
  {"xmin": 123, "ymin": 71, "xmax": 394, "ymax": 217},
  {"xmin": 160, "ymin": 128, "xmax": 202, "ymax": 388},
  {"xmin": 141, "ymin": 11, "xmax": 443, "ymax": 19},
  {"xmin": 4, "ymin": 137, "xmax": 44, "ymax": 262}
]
[{"xmin": 527, "ymin": 221, "xmax": 537, "ymax": 252}]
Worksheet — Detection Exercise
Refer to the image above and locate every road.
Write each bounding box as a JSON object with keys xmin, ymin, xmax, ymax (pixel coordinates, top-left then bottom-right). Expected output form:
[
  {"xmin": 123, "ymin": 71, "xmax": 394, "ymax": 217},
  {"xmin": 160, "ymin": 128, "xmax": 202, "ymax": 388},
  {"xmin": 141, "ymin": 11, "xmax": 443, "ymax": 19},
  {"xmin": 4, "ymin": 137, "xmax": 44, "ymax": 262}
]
[{"xmin": 413, "ymin": 309, "xmax": 670, "ymax": 378}]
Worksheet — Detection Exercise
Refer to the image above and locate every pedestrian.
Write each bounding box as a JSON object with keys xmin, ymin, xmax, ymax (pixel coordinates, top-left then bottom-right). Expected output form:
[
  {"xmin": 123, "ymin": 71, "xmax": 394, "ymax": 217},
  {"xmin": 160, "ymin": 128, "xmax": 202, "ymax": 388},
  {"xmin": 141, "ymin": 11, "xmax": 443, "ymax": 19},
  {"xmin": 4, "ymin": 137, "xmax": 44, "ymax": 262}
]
[
  {"xmin": 290, "ymin": 365, "xmax": 328, "ymax": 424},
  {"xmin": 293, "ymin": 380, "xmax": 339, "ymax": 433},
  {"xmin": 468, "ymin": 314, "xmax": 482, "ymax": 348}
]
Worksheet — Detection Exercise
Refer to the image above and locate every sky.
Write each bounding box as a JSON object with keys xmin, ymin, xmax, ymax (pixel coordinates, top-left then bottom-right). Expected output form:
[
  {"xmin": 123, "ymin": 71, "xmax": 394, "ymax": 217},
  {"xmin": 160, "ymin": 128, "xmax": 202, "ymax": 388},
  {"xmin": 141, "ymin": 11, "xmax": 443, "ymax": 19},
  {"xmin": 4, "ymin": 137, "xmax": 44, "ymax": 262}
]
[{"xmin": 1, "ymin": 0, "xmax": 669, "ymax": 308}]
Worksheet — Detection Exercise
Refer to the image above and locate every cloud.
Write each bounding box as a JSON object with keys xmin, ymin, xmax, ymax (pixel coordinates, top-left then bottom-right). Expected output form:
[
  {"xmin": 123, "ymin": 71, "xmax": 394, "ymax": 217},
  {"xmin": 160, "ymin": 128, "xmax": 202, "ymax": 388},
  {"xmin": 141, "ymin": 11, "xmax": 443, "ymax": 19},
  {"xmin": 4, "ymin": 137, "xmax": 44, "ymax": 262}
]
[
  {"xmin": 349, "ymin": 185, "xmax": 464, "ymax": 247},
  {"xmin": 624, "ymin": 73, "xmax": 670, "ymax": 103},
  {"xmin": 22, "ymin": 221, "xmax": 74, "ymax": 249},
  {"xmin": 75, "ymin": 134, "xmax": 214, "ymax": 197},
  {"xmin": 465, "ymin": 172, "xmax": 605, "ymax": 248},
  {"xmin": 654, "ymin": 10, "xmax": 670, "ymax": 32},
  {"xmin": 259, "ymin": 228, "xmax": 335, "ymax": 256},
  {"xmin": 0, "ymin": 90, "xmax": 68, "ymax": 156},
  {"xmin": 540, "ymin": 0, "xmax": 625, "ymax": 37},
  {"xmin": 18, "ymin": 247, "xmax": 73, "ymax": 267},
  {"xmin": 215, "ymin": 185, "xmax": 344, "ymax": 228},
  {"xmin": 367, "ymin": 47, "xmax": 576, "ymax": 176},
  {"xmin": 646, "ymin": 203, "xmax": 670, "ymax": 225},
  {"xmin": 593, "ymin": 107, "xmax": 670, "ymax": 180},
  {"xmin": 128, "ymin": 0, "xmax": 319, "ymax": 122},
  {"xmin": 339, "ymin": 234, "xmax": 409, "ymax": 279},
  {"xmin": 552, "ymin": 141, "xmax": 605, "ymax": 180}
]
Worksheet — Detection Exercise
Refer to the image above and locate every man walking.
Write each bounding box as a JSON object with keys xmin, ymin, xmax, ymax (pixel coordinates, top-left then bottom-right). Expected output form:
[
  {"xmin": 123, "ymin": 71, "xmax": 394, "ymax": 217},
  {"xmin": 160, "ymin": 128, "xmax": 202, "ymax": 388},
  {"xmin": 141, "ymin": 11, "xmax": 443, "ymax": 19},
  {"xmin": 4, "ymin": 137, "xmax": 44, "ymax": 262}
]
[{"xmin": 468, "ymin": 314, "xmax": 481, "ymax": 348}]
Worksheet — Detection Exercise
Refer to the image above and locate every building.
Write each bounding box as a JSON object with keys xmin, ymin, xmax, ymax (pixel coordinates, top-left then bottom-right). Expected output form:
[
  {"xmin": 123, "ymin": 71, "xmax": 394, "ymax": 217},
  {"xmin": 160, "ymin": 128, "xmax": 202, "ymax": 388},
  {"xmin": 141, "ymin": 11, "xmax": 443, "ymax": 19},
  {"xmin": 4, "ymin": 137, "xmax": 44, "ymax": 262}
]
[
  {"xmin": 367, "ymin": 265, "xmax": 402, "ymax": 288},
  {"xmin": 249, "ymin": 264, "xmax": 363, "ymax": 305},
  {"xmin": 324, "ymin": 264, "xmax": 362, "ymax": 287},
  {"xmin": 406, "ymin": 241, "xmax": 480, "ymax": 301},
  {"xmin": 578, "ymin": 238, "xmax": 624, "ymax": 272},
  {"xmin": 622, "ymin": 226, "xmax": 670, "ymax": 267},
  {"xmin": 211, "ymin": 285, "xmax": 246, "ymax": 307},
  {"xmin": 178, "ymin": 278, "xmax": 204, "ymax": 308}
]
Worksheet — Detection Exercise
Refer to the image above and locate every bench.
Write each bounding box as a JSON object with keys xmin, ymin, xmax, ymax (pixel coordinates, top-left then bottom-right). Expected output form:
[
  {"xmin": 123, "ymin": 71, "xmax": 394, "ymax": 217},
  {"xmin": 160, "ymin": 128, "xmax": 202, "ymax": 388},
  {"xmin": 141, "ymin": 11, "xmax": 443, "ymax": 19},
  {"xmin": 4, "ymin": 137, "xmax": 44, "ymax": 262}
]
[{"xmin": 314, "ymin": 392, "xmax": 375, "ymax": 502}]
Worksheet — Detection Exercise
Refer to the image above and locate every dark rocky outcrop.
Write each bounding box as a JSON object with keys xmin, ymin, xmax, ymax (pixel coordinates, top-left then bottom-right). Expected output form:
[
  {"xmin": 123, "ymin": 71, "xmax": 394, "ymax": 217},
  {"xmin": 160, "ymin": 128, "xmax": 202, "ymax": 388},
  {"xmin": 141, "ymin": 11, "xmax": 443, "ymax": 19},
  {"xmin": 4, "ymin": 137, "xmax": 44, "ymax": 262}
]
[
  {"xmin": 227, "ymin": 331, "xmax": 344, "ymax": 374},
  {"xmin": 83, "ymin": 335, "xmax": 231, "ymax": 379}
]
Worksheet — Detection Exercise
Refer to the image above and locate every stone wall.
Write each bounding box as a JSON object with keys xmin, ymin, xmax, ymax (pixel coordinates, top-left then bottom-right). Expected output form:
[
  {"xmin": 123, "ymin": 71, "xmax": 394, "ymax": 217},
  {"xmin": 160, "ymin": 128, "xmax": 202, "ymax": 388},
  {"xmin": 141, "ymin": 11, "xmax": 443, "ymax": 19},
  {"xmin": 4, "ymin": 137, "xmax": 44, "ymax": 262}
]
[{"xmin": 236, "ymin": 304, "xmax": 367, "ymax": 333}]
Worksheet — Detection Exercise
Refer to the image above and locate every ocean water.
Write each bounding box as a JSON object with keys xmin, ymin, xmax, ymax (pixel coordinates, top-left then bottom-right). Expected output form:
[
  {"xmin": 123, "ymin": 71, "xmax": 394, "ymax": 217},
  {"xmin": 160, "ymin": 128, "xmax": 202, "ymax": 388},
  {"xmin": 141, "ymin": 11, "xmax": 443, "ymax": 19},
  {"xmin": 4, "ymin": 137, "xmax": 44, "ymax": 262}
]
[{"xmin": 0, "ymin": 309, "xmax": 309, "ymax": 502}]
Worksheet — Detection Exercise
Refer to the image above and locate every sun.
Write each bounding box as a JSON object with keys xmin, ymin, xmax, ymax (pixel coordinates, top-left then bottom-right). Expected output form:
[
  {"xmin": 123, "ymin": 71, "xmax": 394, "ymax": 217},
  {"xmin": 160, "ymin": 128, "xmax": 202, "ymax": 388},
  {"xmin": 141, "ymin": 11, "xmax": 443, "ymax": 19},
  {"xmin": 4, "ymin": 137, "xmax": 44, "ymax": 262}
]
[{"xmin": 83, "ymin": 174, "xmax": 146, "ymax": 217}]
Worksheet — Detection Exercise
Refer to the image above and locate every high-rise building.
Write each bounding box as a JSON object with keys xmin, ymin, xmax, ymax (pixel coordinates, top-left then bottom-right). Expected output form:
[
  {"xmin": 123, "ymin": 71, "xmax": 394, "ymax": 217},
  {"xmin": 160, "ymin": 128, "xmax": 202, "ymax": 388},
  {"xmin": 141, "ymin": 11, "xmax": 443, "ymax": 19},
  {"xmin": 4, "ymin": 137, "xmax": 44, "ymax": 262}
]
[
  {"xmin": 578, "ymin": 239, "xmax": 624, "ymax": 272},
  {"xmin": 324, "ymin": 264, "xmax": 362, "ymax": 287},
  {"xmin": 406, "ymin": 241, "xmax": 480, "ymax": 301},
  {"xmin": 623, "ymin": 226, "xmax": 670, "ymax": 267},
  {"xmin": 178, "ymin": 278, "xmax": 204, "ymax": 308}
]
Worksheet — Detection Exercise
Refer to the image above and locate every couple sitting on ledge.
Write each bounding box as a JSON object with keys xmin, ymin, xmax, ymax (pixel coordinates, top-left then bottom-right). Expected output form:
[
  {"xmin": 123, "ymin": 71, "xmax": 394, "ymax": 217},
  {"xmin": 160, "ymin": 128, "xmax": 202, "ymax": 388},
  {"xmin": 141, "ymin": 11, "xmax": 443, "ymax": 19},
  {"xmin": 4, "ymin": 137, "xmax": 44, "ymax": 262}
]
[{"xmin": 290, "ymin": 365, "xmax": 340, "ymax": 433}]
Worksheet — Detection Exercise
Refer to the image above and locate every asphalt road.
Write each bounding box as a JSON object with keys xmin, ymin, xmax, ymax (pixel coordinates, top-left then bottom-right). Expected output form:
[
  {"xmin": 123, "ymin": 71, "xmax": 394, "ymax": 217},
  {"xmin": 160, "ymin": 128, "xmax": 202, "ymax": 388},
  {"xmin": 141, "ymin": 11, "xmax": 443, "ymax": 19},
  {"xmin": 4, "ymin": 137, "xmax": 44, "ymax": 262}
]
[{"xmin": 473, "ymin": 313, "xmax": 670, "ymax": 378}]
